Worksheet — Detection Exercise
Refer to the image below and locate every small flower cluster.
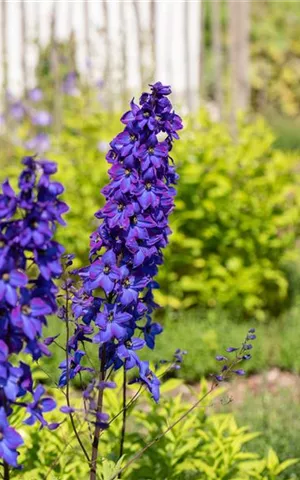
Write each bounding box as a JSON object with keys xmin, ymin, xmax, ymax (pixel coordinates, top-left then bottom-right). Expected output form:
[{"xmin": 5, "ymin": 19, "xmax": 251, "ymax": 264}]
[
  {"xmin": 0, "ymin": 157, "xmax": 68, "ymax": 466},
  {"xmin": 64, "ymin": 83, "xmax": 182, "ymax": 408},
  {"xmin": 214, "ymin": 328, "xmax": 257, "ymax": 382},
  {"xmin": 2, "ymin": 90, "xmax": 52, "ymax": 154}
]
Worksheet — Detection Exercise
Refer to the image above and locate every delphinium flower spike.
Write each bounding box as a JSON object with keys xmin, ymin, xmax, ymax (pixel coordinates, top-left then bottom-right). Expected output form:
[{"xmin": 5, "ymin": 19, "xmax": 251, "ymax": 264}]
[
  {"xmin": 0, "ymin": 157, "xmax": 68, "ymax": 469},
  {"xmin": 63, "ymin": 82, "xmax": 182, "ymax": 478}
]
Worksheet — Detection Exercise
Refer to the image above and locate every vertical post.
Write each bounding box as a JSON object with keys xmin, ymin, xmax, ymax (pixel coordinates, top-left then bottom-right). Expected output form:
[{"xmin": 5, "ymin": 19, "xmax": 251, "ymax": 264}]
[
  {"xmin": 20, "ymin": 0, "xmax": 28, "ymax": 95},
  {"xmin": 1, "ymin": 0, "xmax": 8, "ymax": 120},
  {"xmin": 150, "ymin": 0, "xmax": 156, "ymax": 82},
  {"xmin": 228, "ymin": 0, "xmax": 250, "ymax": 126},
  {"xmin": 184, "ymin": 1, "xmax": 192, "ymax": 111},
  {"xmin": 50, "ymin": 2, "xmax": 62, "ymax": 133},
  {"xmin": 68, "ymin": 2, "xmax": 76, "ymax": 74},
  {"xmin": 84, "ymin": 0, "xmax": 92, "ymax": 81},
  {"xmin": 119, "ymin": 0, "xmax": 127, "ymax": 109},
  {"xmin": 199, "ymin": 0, "xmax": 205, "ymax": 102},
  {"xmin": 132, "ymin": 0, "xmax": 144, "ymax": 89},
  {"xmin": 211, "ymin": 0, "xmax": 223, "ymax": 119}
]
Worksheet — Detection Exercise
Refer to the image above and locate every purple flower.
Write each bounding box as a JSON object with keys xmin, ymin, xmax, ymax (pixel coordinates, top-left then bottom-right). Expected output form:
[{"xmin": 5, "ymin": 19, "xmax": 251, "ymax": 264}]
[
  {"xmin": 88, "ymin": 250, "xmax": 120, "ymax": 294},
  {"xmin": 24, "ymin": 384, "xmax": 56, "ymax": 428},
  {"xmin": 142, "ymin": 316, "xmax": 163, "ymax": 349},
  {"xmin": 138, "ymin": 361, "xmax": 160, "ymax": 402},
  {"xmin": 118, "ymin": 266, "xmax": 149, "ymax": 306},
  {"xmin": 0, "ymin": 408, "xmax": 23, "ymax": 467},
  {"xmin": 10, "ymin": 101, "xmax": 25, "ymax": 121},
  {"xmin": 0, "ymin": 269, "xmax": 28, "ymax": 306},
  {"xmin": 28, "ymin": 88, "xmax": 43, "ymax": 102},
  {"xmin": 62, "ymin": 72, "xmax": 78, "ymax": 96},
  {"xmin": 58, "ymin": 351, "xmax": 88, "ymax": 387},
  {"xmin": 93, "ymin": 304, "xmax": 131, "ymax": 343},
  {"xmin": 0, "ymin": 181, "xmax": 17, "ymax": 219},
  {"xmin": 25, "ymin": 133, "xmax": 50, "ymax": 153},
  {"xmin": 31, "ymin": 110, "xmax": 52, "ymax": 127}
]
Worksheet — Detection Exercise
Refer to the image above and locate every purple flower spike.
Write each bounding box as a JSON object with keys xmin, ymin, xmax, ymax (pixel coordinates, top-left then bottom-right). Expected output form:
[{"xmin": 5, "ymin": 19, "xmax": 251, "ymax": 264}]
[
  {"xmin": 72, "ymin": 83, "xmax": 182, "ymax": 408},
  {"xmin": 0, "ymin": 157, "xmax": 67, "ymax": 466}
]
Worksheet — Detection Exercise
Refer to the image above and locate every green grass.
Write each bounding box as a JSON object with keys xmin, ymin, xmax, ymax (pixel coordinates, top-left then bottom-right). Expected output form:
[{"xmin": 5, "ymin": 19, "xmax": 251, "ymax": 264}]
[{"xmin": 43, "ymin": 303, "xmax": 300, "ymax": 384}]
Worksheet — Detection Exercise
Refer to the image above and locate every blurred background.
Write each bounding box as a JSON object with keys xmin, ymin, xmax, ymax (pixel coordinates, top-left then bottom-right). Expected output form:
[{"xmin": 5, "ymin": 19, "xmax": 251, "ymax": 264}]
[{"xmin": 1, "ymin": 1, "xmax": 300, "ymax": 477}]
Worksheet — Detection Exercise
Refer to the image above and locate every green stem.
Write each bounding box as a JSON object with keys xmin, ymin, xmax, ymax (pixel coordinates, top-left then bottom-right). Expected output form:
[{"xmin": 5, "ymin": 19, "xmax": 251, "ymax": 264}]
[
  {"xmin": 90, "ymin": 348, "xmax": 106, "ymax": 480},
  {"xmin": 118, "ymin": 367, "xmax": 127, "ymax": 471}
]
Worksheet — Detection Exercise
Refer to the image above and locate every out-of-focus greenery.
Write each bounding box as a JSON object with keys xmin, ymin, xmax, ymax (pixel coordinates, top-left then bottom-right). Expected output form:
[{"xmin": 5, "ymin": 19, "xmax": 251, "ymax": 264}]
[
  {"xmin": 42, "ymin": 304, "xmax": 300, "ymax": 386},
  {"xmin": 160, "ymin": 112, "xmax": 300, "ymax": 318},
  {"xmin": 251, "ymin": 1, "xmax": 300, "ymax": 119},
  {"xmin": 10, "ymin": 377, "xmax": 299, "ymax": 480},
  {"xmin": 2, "ymin": 106, "xmax": 300, "ymax": 319}
]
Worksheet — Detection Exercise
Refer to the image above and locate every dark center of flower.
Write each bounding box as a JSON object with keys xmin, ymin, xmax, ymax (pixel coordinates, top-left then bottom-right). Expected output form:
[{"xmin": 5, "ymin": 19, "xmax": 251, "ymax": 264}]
[
  {"xmin": 125, "ymin": 169, "xmax": 131, "ymax": 176},
  {"xmin": 143, "ymin": 112, "xmax": 150, "ymax": 118},
  {"xmin": 155, "ymin": 115, "xmax": 161, "ymax": 121},
  {"xmin": 22, "ymin": 305, "xmax": 31, "ymax": 315},
  {"xmin": 125, "ymin": 340, "xmax": 133, "ymax": 348},
  {"xmin": 132, "ymin": 216, "xmax": 138, "ymax": 225},
  {"xmin": 148, "ymin": 147, "xmax": 154, "ymax": 154},
  {"xmin": 33, "ymin": 221, "xmax": 39, "ymax": 229},
  {"xmin": 118, "ymin": 203, "xmax": 124, "ymax": 212},
  {"xmin": 103, "ymin": 265, "xmax": 110, "ymax": 274},
  {"xmin": 0, "ymin": 241, "xmax": 4, "ymax": 248},
  {"xmin": 146, "ymin": 372, "xmax": 153, "ymax": 381},
  {"xmin": 112, "ymin": 152, "xmax": 116, "ymax": 159},
  {"xmin": 2, "ymin": 273, "xmax": 9, "ymax": 282},
  {"xmin": 0, "ymin": 430, "xmax": 3, "ymax": 441},
  {"xmin": 130, "ymin": 134, "xmax": 136, "ymax": 142},
  {"xmin": 123, "ymin": 277, "xmax": 131, "ymax": 288},
  {"xmin": 108, "ymin": 312, "xmax": 114, "ymax": 322},
  {"xmin": 146, "ymin": 182, "xmax": 152, "ymax": 191}
]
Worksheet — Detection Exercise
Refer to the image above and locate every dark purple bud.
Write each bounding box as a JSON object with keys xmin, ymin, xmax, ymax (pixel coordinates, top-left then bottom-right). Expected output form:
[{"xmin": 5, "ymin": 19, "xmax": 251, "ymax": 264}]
[
  {"xmin": 244, "ymin": 344, "xmax": 253, "ymax": 350},
  {"xmin": 248, "ymin": 328, "xmax": 255, "ymax": 333},
  {"xmin": 226, "ymin": 347, "xmax": 239, "ymax": 353},
  {"xmin": 216, "ymin": 355, "xmax": 227, "ymax": 361},
  {"xmin": 247, "ymin": 334, "xmax": 256, "ymax": 340},
  {"xmin": 97, "ymin": 381, "xmax": 116, "ymax": 390},
  {"xmin": 44, "ymin": 334, "xmax": 60, "ymax": 346},
  {"xmin": 242, "ymin": 354, "xmax": 251, "ymax": 360},
  {"xmin": 233, "ymin": 369, "xmax": 246, "ymax": 376},
  {"xmin": 60, "ymin": 406, "xmax": 75, "ymax": 414},
  {"xmin": 215, "ymin": 375, "xmax": 224, "ymax": 382}
]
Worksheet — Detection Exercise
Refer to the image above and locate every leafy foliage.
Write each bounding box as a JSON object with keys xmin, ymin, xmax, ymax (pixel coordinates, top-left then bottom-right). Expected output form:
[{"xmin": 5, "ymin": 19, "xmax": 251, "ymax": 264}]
[
  {"xmin": 158, "ymin": 112, "xmax": 300, "ymax": 318},
  {"xmin": 9, "ymin": 379, "xmax": 298, "ymax": 479}
]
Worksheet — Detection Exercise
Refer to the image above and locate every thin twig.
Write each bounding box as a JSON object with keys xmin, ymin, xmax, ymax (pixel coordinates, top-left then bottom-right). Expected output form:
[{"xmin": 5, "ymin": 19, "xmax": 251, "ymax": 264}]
[
  {"xmin": 3, "ymin": 462, "xmax": 9, "ymax": 480},
  {"xmin": 65, "ymin": 285, "xmax": 90, "ymax": 464},
  {"xmin": 118, "ymin": 367, "xmax": 127, "ymax": 470}
]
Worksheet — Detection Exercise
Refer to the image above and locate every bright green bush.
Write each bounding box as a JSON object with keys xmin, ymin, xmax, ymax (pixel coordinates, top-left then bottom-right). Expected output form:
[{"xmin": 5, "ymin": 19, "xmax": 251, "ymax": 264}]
[{"xmin": 157, "ymin": 112, "xmax": 300, "ymax": 318}]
